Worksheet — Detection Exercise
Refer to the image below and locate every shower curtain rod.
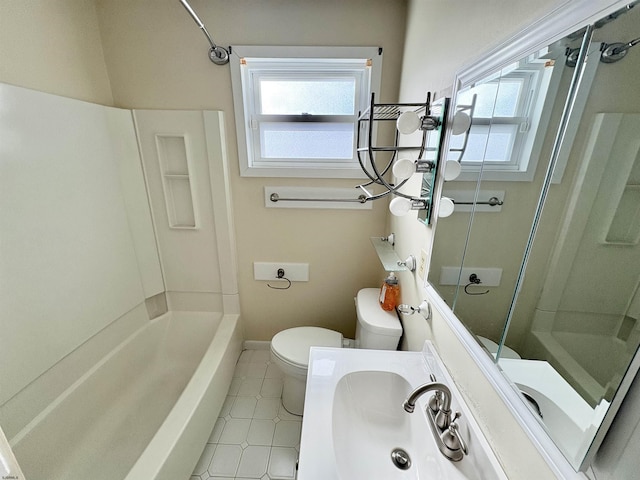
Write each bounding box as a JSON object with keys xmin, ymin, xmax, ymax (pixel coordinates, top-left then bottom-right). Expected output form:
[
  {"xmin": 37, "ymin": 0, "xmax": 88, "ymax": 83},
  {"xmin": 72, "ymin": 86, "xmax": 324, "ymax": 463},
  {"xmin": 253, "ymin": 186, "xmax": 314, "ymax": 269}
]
[{"xmin": 179, "ymin": 0, "xmax": 229, "ymax": 65}]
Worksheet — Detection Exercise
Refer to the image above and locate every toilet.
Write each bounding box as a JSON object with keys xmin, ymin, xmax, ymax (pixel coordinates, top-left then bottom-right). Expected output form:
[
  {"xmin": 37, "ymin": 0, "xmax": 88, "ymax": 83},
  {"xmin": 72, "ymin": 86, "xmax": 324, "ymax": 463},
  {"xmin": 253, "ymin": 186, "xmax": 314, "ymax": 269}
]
[
  {"xmin": 478, "ymin": 336, "xmax": 521, "ymax": 359},
  {"xmin": 270, "ymin": 288, "xmax": 403, "ymax": 415}
]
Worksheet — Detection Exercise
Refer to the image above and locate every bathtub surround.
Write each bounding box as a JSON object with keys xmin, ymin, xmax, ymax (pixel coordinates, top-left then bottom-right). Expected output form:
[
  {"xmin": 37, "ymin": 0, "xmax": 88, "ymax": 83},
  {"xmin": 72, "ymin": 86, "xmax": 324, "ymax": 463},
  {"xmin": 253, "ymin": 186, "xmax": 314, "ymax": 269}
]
[
  {"xmin": 0, "ymin": 82, "xmax": 242, "ymax": 479},
  {"xmin": 0, "ymin": 83, "xmax": 162, "ymax": 408}
]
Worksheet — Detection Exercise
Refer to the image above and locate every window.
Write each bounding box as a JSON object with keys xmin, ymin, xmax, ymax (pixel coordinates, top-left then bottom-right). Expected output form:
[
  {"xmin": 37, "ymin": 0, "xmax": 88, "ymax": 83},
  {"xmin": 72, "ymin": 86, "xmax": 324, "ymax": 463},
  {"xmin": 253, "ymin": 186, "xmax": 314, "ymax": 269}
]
[
  {"xmin": 450, "ymin": 54, "xmax": 560, "ymax": 182},
  {"xmin": 230, "ymin": 46, "xmax": 382, "ymax": 178}
]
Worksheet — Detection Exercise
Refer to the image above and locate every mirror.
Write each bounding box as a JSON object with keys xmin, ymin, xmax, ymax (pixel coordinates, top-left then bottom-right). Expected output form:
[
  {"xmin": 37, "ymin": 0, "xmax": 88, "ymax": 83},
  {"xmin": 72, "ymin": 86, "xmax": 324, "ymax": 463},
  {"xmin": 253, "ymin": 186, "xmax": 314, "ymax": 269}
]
[
  {"xmin": 418, "ymin": 97, "xmax": 449, "ymax": 224},
  {"xmin": 427, "ymin": 0, "xmax": 640, "ymax": 470}
]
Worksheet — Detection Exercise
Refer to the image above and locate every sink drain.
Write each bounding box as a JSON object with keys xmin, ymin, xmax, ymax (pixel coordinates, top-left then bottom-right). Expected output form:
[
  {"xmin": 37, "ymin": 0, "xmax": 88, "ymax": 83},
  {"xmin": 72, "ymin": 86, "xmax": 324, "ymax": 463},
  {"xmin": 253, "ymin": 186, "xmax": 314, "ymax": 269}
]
[{"xmin": 391, "ymin": 448, "xmax": 411, "ymax": 470}]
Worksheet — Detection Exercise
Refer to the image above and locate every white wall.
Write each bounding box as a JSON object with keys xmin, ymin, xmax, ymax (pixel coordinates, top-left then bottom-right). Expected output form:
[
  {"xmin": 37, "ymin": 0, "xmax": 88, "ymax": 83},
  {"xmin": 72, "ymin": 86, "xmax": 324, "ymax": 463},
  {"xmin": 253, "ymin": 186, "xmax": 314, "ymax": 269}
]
[{"xmin": 393, "ymin": 0, "xmax": 566, "ymax": 350}]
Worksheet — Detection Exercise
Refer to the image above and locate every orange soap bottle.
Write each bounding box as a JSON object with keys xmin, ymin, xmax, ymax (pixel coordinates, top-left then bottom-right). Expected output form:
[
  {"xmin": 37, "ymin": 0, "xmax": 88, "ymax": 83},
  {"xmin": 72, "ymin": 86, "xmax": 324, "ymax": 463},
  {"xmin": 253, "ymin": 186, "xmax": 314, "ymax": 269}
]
[{"xmin": 379, "ymin": 272, "xmax": 400, "ymax": 311}]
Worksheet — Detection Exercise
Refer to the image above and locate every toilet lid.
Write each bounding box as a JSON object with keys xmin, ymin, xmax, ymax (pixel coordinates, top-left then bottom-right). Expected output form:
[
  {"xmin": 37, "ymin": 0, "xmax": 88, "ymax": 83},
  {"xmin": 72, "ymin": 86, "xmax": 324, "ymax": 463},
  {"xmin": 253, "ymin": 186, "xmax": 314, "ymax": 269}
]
[
  {"xmin": 271, "ymin": 327, "xmax": 343, "ymax": 368},
  {"xmin": 478, "ymin": 337, "xmax": 521, "ymax": 359}
]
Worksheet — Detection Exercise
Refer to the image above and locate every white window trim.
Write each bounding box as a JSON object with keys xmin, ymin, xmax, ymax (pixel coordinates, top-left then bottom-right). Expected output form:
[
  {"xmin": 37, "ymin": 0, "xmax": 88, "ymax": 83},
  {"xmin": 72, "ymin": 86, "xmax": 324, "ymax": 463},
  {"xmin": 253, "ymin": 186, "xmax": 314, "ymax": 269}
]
[
  {"xmin": 230, "ymin": 45, "xmax": 382, "ymax": 178},
  {"xmin": 455, "ymin": 54, "xmax": 565, "ymax": 182}
]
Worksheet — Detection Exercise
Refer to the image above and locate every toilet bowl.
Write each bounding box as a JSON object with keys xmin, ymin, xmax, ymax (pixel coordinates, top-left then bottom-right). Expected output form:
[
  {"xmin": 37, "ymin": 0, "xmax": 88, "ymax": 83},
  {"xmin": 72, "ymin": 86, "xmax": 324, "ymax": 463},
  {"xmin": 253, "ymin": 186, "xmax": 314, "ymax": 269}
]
[
  {"xmin": 270, "ymin": 288, "xmax": 403, "ymax": 415},
  {"xmin": 478, "ymin": 336, "xmax": 521, "ymax": 359}
]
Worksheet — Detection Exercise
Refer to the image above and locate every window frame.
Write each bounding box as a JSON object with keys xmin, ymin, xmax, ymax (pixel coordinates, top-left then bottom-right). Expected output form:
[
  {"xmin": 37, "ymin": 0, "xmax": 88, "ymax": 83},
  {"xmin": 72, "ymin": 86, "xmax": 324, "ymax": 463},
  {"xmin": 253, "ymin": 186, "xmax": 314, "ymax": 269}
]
[
  {"xmin": 230, "ymin": 46, "xmax": 382, "ymax": 178},
  {"xmin": 452, "ymin": 56, "xmax": 562, "ymax": 182}
]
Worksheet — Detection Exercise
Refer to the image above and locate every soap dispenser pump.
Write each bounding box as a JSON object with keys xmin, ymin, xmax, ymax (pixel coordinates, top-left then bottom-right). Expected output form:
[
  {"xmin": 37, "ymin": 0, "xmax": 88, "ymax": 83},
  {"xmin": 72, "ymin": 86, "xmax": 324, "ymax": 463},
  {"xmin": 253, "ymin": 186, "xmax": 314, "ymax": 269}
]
[{"xmin": 379, "ymin": 272, "xmax": 400, "ymax": 311}]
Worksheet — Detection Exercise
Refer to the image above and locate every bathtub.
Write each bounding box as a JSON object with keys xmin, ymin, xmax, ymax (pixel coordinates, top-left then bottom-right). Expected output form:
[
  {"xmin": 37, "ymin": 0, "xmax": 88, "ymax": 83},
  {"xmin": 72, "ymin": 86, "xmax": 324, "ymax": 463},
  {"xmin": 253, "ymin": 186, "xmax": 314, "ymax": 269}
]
[
  {"xmin": 529, "ymin": 330, "xmax": 629, "ymax": 406},
  {"xmin": 9, "ymin": 310, "xmax": 242, "ymax": 480}
]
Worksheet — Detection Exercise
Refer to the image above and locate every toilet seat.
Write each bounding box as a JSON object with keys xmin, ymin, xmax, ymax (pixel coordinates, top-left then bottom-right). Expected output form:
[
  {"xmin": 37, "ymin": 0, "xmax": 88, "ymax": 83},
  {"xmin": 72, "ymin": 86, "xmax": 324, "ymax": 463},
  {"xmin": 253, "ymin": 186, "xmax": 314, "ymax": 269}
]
[
  {"xmin": 271, "ymin": 326, "xmax": 343, "ymax": 370},
  {"xmin": 478, "ymin": 336, "xmax": 521, "ymax": 359}
]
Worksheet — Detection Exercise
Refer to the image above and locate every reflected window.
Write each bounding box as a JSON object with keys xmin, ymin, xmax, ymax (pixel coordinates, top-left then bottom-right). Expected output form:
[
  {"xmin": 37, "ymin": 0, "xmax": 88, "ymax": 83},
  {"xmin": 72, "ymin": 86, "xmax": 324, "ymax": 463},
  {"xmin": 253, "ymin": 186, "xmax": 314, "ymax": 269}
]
[{"xmin": 450, "ymin": 54, "xmax": 560, "ymax": 181}]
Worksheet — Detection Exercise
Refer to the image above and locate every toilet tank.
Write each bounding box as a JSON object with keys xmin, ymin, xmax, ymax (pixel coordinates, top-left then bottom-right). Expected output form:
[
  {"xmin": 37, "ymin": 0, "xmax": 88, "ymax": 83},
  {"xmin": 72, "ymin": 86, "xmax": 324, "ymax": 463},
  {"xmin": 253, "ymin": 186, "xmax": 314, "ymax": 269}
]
[{"xmin": 355, "ymin": 288, "xmax": 402, "ymax": 350}]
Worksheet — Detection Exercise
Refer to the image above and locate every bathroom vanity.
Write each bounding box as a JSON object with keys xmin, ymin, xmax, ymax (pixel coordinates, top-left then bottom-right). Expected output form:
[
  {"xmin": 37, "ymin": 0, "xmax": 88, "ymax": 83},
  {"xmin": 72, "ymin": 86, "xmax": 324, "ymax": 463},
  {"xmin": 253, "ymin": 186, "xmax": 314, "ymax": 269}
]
[{"xmin": 297, "ymin": 344, "xmax": 507, "ymax": 480}]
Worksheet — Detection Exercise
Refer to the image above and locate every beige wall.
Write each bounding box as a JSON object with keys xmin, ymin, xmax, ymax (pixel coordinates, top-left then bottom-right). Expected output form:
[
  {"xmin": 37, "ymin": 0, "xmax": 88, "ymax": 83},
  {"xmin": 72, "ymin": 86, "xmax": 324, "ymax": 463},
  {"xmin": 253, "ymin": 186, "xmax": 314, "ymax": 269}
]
[
  {"xmin": 94, "ymin": 0, "xmax": 407, "ymax": 340},
  {"xmin": 0, "ymin": 0, "xmax": 113, "ymax": 105},
  {"xmin": 392, "ymin": 0, "xmax": 566, "ymax": 351}
]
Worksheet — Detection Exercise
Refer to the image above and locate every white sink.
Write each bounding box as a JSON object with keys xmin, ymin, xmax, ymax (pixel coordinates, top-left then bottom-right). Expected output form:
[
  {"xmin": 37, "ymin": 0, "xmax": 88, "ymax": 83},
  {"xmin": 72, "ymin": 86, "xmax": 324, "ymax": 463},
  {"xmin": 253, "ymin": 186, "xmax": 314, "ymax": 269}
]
[
  {"xmin": 298, "ymin": 343, "xmax": 508, "ymax": 480},
  {"xmin": 332, "ymin": 371, "xmax": 419, "ymax": 479}
]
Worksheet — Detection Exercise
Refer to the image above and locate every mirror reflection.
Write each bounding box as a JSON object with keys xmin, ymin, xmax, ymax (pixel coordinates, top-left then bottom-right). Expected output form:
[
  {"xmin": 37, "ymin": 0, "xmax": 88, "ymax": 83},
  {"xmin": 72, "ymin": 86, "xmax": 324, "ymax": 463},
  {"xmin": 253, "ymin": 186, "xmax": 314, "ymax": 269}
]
[{"xmin": 428, "ymin": 1, "xmax": 640, "ymax": 469}]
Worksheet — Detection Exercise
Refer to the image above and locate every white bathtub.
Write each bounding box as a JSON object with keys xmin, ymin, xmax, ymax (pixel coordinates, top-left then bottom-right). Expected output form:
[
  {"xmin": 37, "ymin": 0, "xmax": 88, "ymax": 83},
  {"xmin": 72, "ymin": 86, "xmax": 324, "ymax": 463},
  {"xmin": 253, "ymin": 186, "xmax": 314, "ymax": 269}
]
[{"xmin": 10, "ymin": 311, "xmax": 242, "ymax": 480}]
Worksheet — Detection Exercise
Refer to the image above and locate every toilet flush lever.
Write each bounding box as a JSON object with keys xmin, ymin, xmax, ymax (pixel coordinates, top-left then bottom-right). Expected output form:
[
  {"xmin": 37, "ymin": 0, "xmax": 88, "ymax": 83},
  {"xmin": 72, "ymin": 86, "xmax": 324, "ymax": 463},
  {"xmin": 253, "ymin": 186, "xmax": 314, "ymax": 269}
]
[{"xmin": 397, "ymin": 300, "xmax": 431, "ymax": 320}]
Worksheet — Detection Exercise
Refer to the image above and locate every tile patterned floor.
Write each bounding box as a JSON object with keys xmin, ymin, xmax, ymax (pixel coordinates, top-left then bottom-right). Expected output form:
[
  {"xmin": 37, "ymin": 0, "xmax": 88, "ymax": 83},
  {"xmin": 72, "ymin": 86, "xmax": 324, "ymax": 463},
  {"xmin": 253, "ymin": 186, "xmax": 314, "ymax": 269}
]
[{"xmin": 190, "ymin": 348, "xmax": 300, "ymax": 480}]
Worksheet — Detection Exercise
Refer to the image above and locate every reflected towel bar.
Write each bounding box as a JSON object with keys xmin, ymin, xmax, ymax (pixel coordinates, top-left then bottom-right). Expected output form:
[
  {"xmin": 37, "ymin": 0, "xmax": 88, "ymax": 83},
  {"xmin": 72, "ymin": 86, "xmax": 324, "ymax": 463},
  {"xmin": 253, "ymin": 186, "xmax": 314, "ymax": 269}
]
[
  {"xmin": 269, "ymin": 193, "xmax": 368, "ymax": 204},
  {"xmin": 454, "ymin": 196, "xmax": 504, "ymax": 207}
]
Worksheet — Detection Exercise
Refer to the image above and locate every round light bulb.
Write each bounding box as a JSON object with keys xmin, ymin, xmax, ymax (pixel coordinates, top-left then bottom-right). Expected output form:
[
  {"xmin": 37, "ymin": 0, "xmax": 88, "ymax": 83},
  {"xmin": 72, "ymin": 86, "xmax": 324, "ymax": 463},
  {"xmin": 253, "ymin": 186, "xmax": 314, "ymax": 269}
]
[
  {"xmin": 389, "ymin": 197, "xmax": 413, "ymax": 216},
  {"xmin": 396, "ymin": 111, "xmax": 421, "ymax": 135},
  {"xmin": 451, "ymin": 111, "xmax": 472, "ymax": 135},
  {"xmin": 438, "ymin": 197, "xmax": 455, "ymax": 218},
  {"xmin": 392, "ymin": 158, "xmax": 416, "ymax": 181},
  {"xmin": 443, "ymin": 160, "xmax": 462, "ymax": 181}
]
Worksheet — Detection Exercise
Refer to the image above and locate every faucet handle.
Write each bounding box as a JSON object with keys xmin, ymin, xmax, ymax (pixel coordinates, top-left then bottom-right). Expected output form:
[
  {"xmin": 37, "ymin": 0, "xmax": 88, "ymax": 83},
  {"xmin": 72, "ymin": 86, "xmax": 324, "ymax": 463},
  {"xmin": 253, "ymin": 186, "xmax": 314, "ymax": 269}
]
[{"xmin": 441, "ymin": 413, "xmax": 468, "ymax": 456}]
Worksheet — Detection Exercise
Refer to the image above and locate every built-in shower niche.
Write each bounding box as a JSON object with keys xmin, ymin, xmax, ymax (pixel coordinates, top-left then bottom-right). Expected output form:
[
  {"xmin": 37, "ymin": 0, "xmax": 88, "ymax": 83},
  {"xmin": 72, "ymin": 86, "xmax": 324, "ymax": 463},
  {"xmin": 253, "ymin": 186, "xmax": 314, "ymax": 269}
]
[{"xmin": 155, "ymin": 134, "xmax": 198, "ymax": 229}]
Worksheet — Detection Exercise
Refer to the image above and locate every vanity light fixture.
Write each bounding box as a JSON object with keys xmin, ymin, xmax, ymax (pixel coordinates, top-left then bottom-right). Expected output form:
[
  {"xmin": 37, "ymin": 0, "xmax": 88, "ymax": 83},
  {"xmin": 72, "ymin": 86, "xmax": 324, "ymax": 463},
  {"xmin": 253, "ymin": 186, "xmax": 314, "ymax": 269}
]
[
  {"xmin": 389, "ymin": 196, "xmax": 455, "ymax": 218},
  {"xmin": 355, "ymin": 93, "xmax": 449, "ymax": 223},
  {"xmin": 443, "ymin": 160, "xmax": 462, "ymax": 181},
  {"xmin": 392, "ymin": 157, "xmax": 436, "ymax": 182},
  {"xmin": 439, "ymin": 197, "xmax": 455, "ymax": 218}
]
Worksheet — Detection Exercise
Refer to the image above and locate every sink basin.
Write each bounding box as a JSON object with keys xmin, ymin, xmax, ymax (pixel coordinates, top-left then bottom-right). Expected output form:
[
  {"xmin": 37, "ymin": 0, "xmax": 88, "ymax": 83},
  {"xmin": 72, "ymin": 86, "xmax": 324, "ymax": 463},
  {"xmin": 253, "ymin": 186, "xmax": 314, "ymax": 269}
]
[
  {"xmin": 297, "ymin": 344, "xmax": 508, "ymax": 480},
  {"xmin": 332, "ymin": 371, "xmax": 420, "ymax": 479}
]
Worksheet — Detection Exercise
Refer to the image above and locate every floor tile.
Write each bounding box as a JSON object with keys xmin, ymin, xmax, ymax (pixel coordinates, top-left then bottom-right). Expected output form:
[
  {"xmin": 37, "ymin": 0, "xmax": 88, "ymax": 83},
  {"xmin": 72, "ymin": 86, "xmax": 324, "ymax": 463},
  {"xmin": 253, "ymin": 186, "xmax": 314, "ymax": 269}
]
[
  {"xmin": 193, "ymin": 443, "xmax": 216, "ymax": 475},
  {"xmin": 253, "ymin": 397, "xmax": 280, "ymax": 420},
  {"xmin": 237, "ymin": 377, "xmax": 263, "ymax": 396},
  {"xmin": 220, "ymin": 395, "xmax": 235, "ymax": 417},
  {"xmin": 228, "ymin": 377, "xmax": 242, "ymax": 395},
  {"xmin": 208, "ymin": 417, "xmax": 226, "ymax": 443},
  {"xmin": 277, "ymin": 403, "xmax": 301, "ymax": 421},
  {"xmin": 251, "ymin": 349, "xmax": 271, "ymax": 363},
  {"xmin": 230, "ymin": 396, "xmax": 257, "ymax": 419},
  {"xmin": 192, "ymin": 348, "xmax": 301, "ymax": 480},
  {"xmin": 245, "ymin": 362, "xmax": 268, "ymax": 378},
  {"xmin": 247, "ymin": 419, "xmax": 276, "ymax": 446},
  {"xmin": 208, "ymin": 444, "xmax": 242, "ymax": 477},
  {"xmin": 273, "ymin": 420, "xmax": 302, "ymax": 447},
  {"xmin": 233, "ymin": 362, "xmax": 249, "ymax": 378},
  {"xmin": 237, "ymin": 350, "xmax": 254, "ymax": 363},
  {"xmin": 236, "ymin": 445, "xmax": 270, "ymax": 478},
  {"xmin": 268, "ymin": 447, "xmax": 298, "ymax": 480},
  {"xmin": 265, "ymin": 363, "xmax": 283, "ymax": 379},
  {"xmin": 260, "ymin": 378, "xmax": 283, "ymax": 398},
  {"xmin": 219, "ymin": 418, "xmax": 251, "ymax": 444}
]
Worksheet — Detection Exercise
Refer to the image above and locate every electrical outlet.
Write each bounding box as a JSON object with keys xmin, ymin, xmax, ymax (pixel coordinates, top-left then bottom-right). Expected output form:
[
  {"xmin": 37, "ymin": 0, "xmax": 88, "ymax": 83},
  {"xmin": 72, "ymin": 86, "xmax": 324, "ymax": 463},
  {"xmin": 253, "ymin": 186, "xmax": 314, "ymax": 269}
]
[{"xmin": 418, "ymin": 249, "xmax": 428, "ymax": 280}]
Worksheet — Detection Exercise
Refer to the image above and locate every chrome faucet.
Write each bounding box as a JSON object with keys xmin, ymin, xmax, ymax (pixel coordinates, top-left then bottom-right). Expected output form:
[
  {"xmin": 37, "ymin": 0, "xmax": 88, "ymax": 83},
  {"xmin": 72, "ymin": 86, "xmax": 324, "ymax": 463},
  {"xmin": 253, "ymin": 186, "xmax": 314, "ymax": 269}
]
[
  {"xmin": 402, "ymin": 376, "xmax": 468, "ymax": 461},
  {"xmin": 403, "ymin": 381, "xmax": 453, "ymax": 429}
]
